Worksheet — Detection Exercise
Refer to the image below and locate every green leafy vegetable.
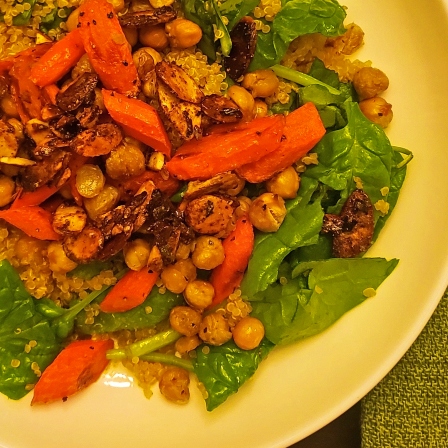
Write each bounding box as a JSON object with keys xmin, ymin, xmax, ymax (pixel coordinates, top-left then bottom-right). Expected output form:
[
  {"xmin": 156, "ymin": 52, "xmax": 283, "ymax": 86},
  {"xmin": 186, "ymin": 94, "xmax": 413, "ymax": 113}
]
[
  {"xmin": 211, "ymin": 0, "xmax": 232, "ymax": 57},
  {"xmin": 249, "ymin": 257, "xmax": 399, "ymax": 345},
  {"xmin": 39, "ymin": 6, "xmax": 73, "ymax": 34},
  {"xmin": 219, "ymin": 0, "xmax": 259, "ymax": 30},
  {"xmin": 193, "ymin": 338, "xmax": 274, "ymax": 411}
]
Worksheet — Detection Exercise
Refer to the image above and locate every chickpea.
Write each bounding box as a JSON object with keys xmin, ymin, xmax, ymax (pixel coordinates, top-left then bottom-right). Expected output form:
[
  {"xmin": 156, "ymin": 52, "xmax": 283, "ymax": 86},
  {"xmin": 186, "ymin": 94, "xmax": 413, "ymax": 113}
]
[
  {"xmin": 75, "ymin": 164, "xmax": 105, "ymax": 198},
  {"xmin": 169, "ymin": 306, "xmax": 202, "ymax": 336},
  {"xmin": 159, "ymin": 367, "xmax": 190, "ymax": 404},
  {"xmin": 175, "ymin": 242, "xmax": 192, "ymax": 260},
  {"xmin": 359, "ymin": 97, "xmax": 393, "ymax": 128},
  {"xmin": 105, "ymin": 141, "xmax": 146, "ymax": 180},
  {"xmin": 0, "ymin": 95, "xmax": 19, "ymax": 118},
  {"xmin": 242, "ymin": 69, "xmax": 279, "ymax": 98},
  {"xmin": 0, "ymin": 175, "xmax": 15, "ymax": 207},
  {"xmin": 149, "ymin": 0, "xmax": 174, "ymax": 7},
  {"xmin": 71, "ymin": 54, "xmax": 94, "ymax": 80},
  {"xmin": 66, "ymin": 7, "xmax": 80, "ymax": 32},
  {"xmin": 253, "ymin": 99, "xmax": 269, "ymax": 119},
  {"xmin": 227, "ymin": 85, "xmax": 255, "ymax": 121},
  {"xmin": 165, "ymin": 18, "xmax": 203, "ymax": 49},
  {"xmin": 83, "ymin": 184, "xmax": 120, "ymax": 220},
  {"xmin": 175, "ymin": 335, "xmax": 201, "ymax": 354},
  {"xmin": 162, "ymin": 265, "xmax": 189, "ymax": 294},
  {"xmin": 191, "ymin": 236, "xmax": 225, "ymax": 270},
  {"xmin": 266, "ymin": 166, "xmax": 300, "ymax": 199},
  {"xmin": 47, "ymin": 241, "xmax": 78, "ymax": 274},
  {"xmin": 184, "ymin": 280, "xmax": 214, "ymax": 310},
  {"xmin": 232, "ymin": 316, "xmax": 265, "ymax": 350},
  {"xmin": 198, "ymin": 312, "xmax": 232, "ymax": 346},
  {"xmin": 124, "ymin": 238, "xmax": 151, "ymax": 271},
  {"xmin": 7, "ymin": 118, "xmax": 24, "ymax": 141},
  {"xmin": 353, "ymin": 67, "xmax": 389, "ymax": 100},
  {"xmin": 15, "ymin": 236, "xmax": 46, "ymax": 265},
  {"xmin": 123, "ymin": 27, "xmax": 138, "ymax": 47},
  {"xmin": 52, "ymin": 203, "xmax": 87, "ymax": 235},
  {"xmin": 139, "ymin": 25, "xmax": 169, "ymax": 50},
  {"xmin": 248, "ymin": 192, "xmax": 287, "ymax": 232},
  {"xmin": 107, "ymin": 0, "xmax": 125, "ymax": 12},
  {"xmin": 173, "ymin": 259, "xmax": 197, "ymax": 282},
  {"xmin": 235, "ymin": 196, "xmax": 252, "ymax": 218}
]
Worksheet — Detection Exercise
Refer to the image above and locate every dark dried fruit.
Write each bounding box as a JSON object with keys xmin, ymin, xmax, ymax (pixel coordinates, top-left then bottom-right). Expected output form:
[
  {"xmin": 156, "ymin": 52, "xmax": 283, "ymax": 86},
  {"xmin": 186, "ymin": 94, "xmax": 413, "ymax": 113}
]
[
  {"xmin": 119, "ymin": 6, "xmax": 176, "ymax": 27},
  {"xmin": 56, "ymin": 73, "xmax": 98, "ymax": 112}
]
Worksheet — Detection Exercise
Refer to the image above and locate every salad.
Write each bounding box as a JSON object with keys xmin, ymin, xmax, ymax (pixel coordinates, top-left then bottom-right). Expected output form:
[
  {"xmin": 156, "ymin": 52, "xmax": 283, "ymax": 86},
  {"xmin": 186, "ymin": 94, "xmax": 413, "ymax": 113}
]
[{"xmin": 0, "ymin": 0, "xmax": 412, "ymax": 411}]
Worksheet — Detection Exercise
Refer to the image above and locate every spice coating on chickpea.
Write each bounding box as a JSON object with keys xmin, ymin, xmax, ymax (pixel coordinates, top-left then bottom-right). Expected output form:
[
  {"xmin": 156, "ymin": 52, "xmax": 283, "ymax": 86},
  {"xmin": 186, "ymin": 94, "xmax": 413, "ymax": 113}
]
[
  {"xmin": 191, "ymin": 236, "xmax": 225, "ymax": 270},
  {"xmin": 353, "ymin": 67, "xmax": 389, "ymax": 100},
  {"xmin": 169, "ymin": 306, "xmax": 202, "ymax": 336},
  {"xmin": 265, "ymin": 166, "xmax": 300, "ymax": 199},
  {"xmin": 75, "ymin": 164, "xmax": 105, "ymax": 199},
  {"xmin": 248, "ymin": 192, "xmax": 287, "ymax": 232},
  {"xmin": 242, "ymin": 69, "xmax": 280, "ymax": 98},
  {"xmin": 159, "ymin": 367, "xmax": 190, "ymax": 404},
  {"xmin": 165, "ymin": 18, "xmax": 203, "ymax": 49},
  {"xmin": 198, "ymin": 312, "xmax": 232, "ymax": 346},
  {"xmin": 161, "ymin": 265, "xmax": 189, "ymax": 294},
  {"xmin": 175, "ymin": 335, "xmax": 201, "ymax": 354},
  {"xmin": 227, "ymin": 85, "xmax": 255, "ymax": 122},
  {"xmin": 123, "ymin": 238, "xmax": 151, "ymax": 271},
  {"xmin": 184, "ymin": 280, "xmax": 214, "ymax": 310},
  {"xmin": 232, "ymin": 317, "xmax": 265, "ymax": 350},
  {"xmin": 359, "ymin": 97, "xmax": 393, "ymax": 128}
]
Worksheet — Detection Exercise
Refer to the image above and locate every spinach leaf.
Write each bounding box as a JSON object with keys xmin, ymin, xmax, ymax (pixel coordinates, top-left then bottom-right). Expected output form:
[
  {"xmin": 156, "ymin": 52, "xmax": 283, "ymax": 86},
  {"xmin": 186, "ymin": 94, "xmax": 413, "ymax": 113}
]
[
  {"xmin": 249, "ymin": 0, "xmax": 346, "ymax": 71},
  {"xmin": 269, "ymin": 89, "xmax": 298, "ymax": 114},
  {"xmin": 39, "ymin": 6, "xmax": 72, "ymax": 34},
  {"xmin": 0, "ymin": 260, "xmax": 62, "ymax": 400},
  {"xmin": 75, "ymin": 286, "xmax": 184, "ymax": 334},
  {"xmin": 193, "ymin": 338, "xmax": 274, "ymax": 411},
  {"xmin": 240, "ymin": 177, "xmax": 324, "ymax": 298},
  {"xmin": 249, "ymin": 257, "xmax": 398, "ymax": 345},
  {"xmin": 219, "ymin": 0, "xmax": 259, "ymax": 30}
]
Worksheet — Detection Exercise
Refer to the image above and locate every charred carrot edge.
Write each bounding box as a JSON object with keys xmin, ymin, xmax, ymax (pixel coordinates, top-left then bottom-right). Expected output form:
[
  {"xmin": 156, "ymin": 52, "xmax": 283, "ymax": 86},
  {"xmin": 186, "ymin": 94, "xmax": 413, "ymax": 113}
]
[
  {"xmin": 11, "ymin": 185, "xmax": 60, "ymax": 209},
  {"xmin": 0, "ymin": 43, "xmax": 53, "ymax": 76},
  {"xmin": 78, "ymin": 0, "xmax": 140, "ymax": 96},
  {"xmin": 209, "ymin": 216, "xmax": 255, "ymax": 307},
  {"xmin": 30, "ymin": 29, "xmax": 85, "ymax": 87},
  {"xmin": 32, "ymin": 339, "xmax": 114, "ymax": 405},
  {"xmin": 102, "ymin": 89, "xmax": 172, "ymax": 158},
  {"xmin": 236, "ymin": 102, "xmax": 326, "ymax": 183},
  {"xmin": 100, "ymin": 267, "xmax": 159, "ymax": 313},
  {"xmin": 0, "ymin": 206, "xmax": 60, "ymax": 241}
]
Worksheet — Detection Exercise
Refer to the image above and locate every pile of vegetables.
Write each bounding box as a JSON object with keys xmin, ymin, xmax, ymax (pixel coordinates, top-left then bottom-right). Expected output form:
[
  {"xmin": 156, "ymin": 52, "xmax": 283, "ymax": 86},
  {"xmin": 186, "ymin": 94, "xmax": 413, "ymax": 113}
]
[{"xmin": 0, "ymin": 0, "xmax": 412, "ymax": 411}]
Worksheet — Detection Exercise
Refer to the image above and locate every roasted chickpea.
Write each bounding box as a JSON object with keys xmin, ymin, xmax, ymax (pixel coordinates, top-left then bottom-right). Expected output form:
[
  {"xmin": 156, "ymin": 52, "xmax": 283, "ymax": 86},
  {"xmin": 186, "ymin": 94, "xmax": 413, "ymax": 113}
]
[
  {"xmin": 139, "ymin": 25, "xmax": 169, "ymax": 50},
  {"xmin": 165, "ymin": 18, "xmax": 202, "ymax": 49},
  {"xmin": 105, "ymin": 140, "xmax": 146, "ymax": 180},
  {"xmin": 232, "ymin": 316, "xmax": 265, "ymax": 350},
  {"xmin": 15, "ymin": 236, "xmax": 46, "ymax": 265},
  {"xmin": 75, "ymin": 164, "xmax": 105, "ymax": 198},
  {"xmin": 66, "ymin": 7, "xmax": 80, "ymax": 32},
  {"xmin": 83, "ymin": 184, "xmax": 120, "ymax": 220},
  {"xmin": 175, "ymin": 335, "xmax": 201, "ymax": 354},
  {"xmin": 227, "ymin": 85, "xmax": 255, "ymax": 121},
  {"xmin": 175, "ymin": 242, "xmax": 192, "ymax": 260},
  {"xmin": 52, "ymin": 203, "xmax": 87, "ymax": 235},
  {"xmin": 191, "ymin": 236, "xmax": 225, "ymax": 270},
  {"xmin": 149, "ymin": 0, "xmax": 174, "ymax": 7},
  {"xmin": 0, "ymin": 175, "xmax": 15, "ymax": 207},
  {"xmin": 169, "ymin": 306, "xmax": 202, "ymax": 336},
  {"xmin": 353, "ymin": 67, "xmax": 389, "ymax": 100},
  {"xmin": 108, "ymin": 0, "xmax": 125, "ymax": 12},
  {"xmin": 7, "ymin": 118, "xmax": 24, "ymax": 141},
  {"xmin": 266, "ymin": 166, "xmax": 300, "ymax": 199},
  {"xmin": 162, "ymin": 265, "xmax": 189, "ymax": 294},
  {"xmin": 124, "ymin": 238, "xmax": 151, "ymax": 271},
  {"xmin": 248, "ymin": 192, "xmax": 287, "ymax": 232},
  {"xmin": 359, "ymin": 97, "xmax": 393, "ymax": 128},
  {"xmin": 184, "ymin": 280, "xmax": 214, "ymax": 310},
  {"xmin": 235, "ymin": 196, "xmax": 252, "ymax": 218},
  {"xmin": 198, "ymin": 312, "xmax": 232, "ymax": 346},
  {"xmin": 242, "ymin": 69, "xmax": 280, "ymax": 98},
  {"xmin": 173, "ymin": 259, "xmax": 197, "ymax": 282},
  {"xmin": 47, "ymin": 241, "xmax": 78, "ymax": 274},
  {"xmin": 123, "ymin": 27, "xmax": 138, "ymax": 47},
  {"xmin": 0, "ymin": 95, "xmax": 19, "ymax": 118},
  {"xmin": 159, "ymin": 367, "xmax": 190, "ymax": 404},
  {"xmin": 253, "ymin": 99, "xmax": 269, "ymax": 118}
]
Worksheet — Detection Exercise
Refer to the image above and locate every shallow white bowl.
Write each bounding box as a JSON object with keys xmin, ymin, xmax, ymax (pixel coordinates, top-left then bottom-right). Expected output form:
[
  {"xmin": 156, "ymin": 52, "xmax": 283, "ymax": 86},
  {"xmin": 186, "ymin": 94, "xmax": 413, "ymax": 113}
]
[{"xmin": 1, "ymin": 0, "xmax": 448, "ymax": 447}]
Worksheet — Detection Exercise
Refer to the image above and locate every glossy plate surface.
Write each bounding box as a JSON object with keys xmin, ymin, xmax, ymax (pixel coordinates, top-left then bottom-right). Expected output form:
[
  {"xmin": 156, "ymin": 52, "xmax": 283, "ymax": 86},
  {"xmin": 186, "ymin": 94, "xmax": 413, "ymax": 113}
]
[{"xmin": 1, "ymin": 1, "xmax": 448, "ymax": 446}]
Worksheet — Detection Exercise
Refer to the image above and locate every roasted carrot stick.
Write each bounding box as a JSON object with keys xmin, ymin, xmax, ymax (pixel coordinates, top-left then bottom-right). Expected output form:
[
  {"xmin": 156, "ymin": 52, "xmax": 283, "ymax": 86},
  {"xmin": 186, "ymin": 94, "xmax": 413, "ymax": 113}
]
[
  {"xmin": 0, "ymin": 206, "xmax": 60, "ymax": 241},
  {"xmin": 100, "ymin": 267, "xmax": 159, "ymax": 313},
  {"xmin": 102, "ymin": 90, "xmax": 172, "ymax": 158},
  {"xmin": 166, "ymin": 115, "xmax": 285, "ymax": 180},
  {"xmin": 209, "ymin": 216, "xmax": 254, "ymax": 307},
  {"xmin": 236, "ymin": 102, "xmax": 326, "ymax": 183},
  {"xmin": 32, "ymin": 339, "xmax": 113, "ymax": 405},
  {"xmin": 0, "ymin": 42, "xmax": 53, "ymax": 76},
  {"xmin": 29, "ymin": 29, "xmax": 85, "ymax": 87},
  {"xmin": 78, "ymin": 0, "xmax": 140, "ymax": 96},
  {"xmin": 11, "ymin": 185, "xmax": 59, "ymax": 209}
]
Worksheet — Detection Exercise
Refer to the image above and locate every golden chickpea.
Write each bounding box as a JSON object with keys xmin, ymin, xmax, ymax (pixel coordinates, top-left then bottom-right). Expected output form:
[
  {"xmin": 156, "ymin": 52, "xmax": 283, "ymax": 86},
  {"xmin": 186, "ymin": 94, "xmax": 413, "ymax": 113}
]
[
  {"xmin": 184, "ymin": 280, "xmax": 214, "ymax": 310},
  {"xmin": 159, "ymin": 367, "xmax": 190, "ymax": 404},
  {"xmin": 175, "ymin": 335, "xmax": 201, "ymax": 354},
  {"xmin": 242, "ymin": 69, "xmax": 280, "ymax": 98},
  {"xmin": 149, "ymin": 0, "xmax": 174, "ymax": 7},
  {"xmin": 169, "ymin": 306, "xmax": 202, "ymax": 336},
  {"xmin": 162, "ymin": 265, "xmax": 188, "ymax": 294},
  {"xmin": 227, "ymin": 85, "xmax": 255, "ymax": 121},
  {"xmin": 139, "ymin": 25, "xmax": 169, "ymax": 50},
  {"xmin": 105, "ymin": 141, "xmax": 146, "ymax": 180},
  {"xmin": 198, "ymin": 312, "xmax": 232, "ymax": 346},
  {"xmin": 191, "ymin": 236, "xmax": 225, "ymax": 270},
  {"xmin": 235, "ymin": 196, "xmax": 252, "ymax": 218},
  {"xmin": 166, "ymin": 18, "xmax": 203, "ymax": 49},
  {"xmin": 266, "ymin": 166, "xmax": 300, "ymax": 199},
  {"xmin": 124, "ymin": 238, "xmax": 151, "ymax": 271},
  {"xmin": 232, "ymin": 316, "xmax": 265, "ymax": 350},
  {"xmin": 52, "ymin": 203, "xmax": 87, "ymax": 235},
  {"xmin": 15, "ymin": 236, "xmax": 46, "ymax": 264},
  {"xmin": 7, "ymin": 118, "xmax": 24, "ymax": 141},
  {"xmin": 353, "ymin": 67, "xmax": 389, "ymax": 100},
  {"xmin": 253, "ymin": 99, "xmax": 269, "ymax": 118},
  {"xmin": 47, "ymin": 241, "xmax": 78, "ymax": 274},
  {"xmin": 66, "ymin": 7, "xmax": 80, "ymax": 32},
  {"xmin": 175, "ymin": 242, "xmax": 192, "ymax": 260},
  {"xmin": 59, "ymin": 184, "xmax": 73, "ymax": 200},
  {"xmin": 248, "ymin": 192, "xmax": 287, "ymax": 232},
  {"xmin": 107, "ymin": 0, "xmax": 125, "ymax": 12},
  {"xmin": 0, "ymin": 175, "xmax": 15, "ymax": 207},
  {"xmin": 173, "ymin": 259, "xmax": 197, "ymax": 282},
  {"xmin": 359, "ymin": 97, "xmax": 393, "ymax": 128},
  {"xmin": 83, "ymin": 184, "xmax": 120, "ymax": 220},
  {"xmin": 123, "ymin": 27, "xmax": 138, "ymax": 47},
  {"xmin": 75, "ymin": 164, "xmax": 105, "ymax": 198}
]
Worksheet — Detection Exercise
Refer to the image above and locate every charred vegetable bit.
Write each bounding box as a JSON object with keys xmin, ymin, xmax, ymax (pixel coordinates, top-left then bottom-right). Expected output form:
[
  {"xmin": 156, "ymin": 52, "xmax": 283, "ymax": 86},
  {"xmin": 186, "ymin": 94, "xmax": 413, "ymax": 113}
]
[
  {"xmin": 119, "ymin": 7, "xmax": 177, "ymax": 28},
  {"xmin": 201, "ymin": 94, "xmax": 243, "ymax": 123},
  {"xmin": 56, "ymin": 73, "xmax": 98, "ymax": 112}
]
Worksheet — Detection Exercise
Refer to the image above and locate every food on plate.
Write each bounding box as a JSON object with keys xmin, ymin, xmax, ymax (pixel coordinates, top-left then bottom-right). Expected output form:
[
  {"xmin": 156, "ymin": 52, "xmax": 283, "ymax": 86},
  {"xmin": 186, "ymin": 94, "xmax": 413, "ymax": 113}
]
[{"xmin": 0, "ymin": 0, "xmax": 412, "ymax": 411}]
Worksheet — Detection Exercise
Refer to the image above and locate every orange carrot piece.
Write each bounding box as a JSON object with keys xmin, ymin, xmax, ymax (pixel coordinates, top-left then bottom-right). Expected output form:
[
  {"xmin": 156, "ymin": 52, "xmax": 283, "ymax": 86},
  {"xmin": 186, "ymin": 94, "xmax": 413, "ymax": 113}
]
[
  {"xmin": 166, "ymin": 115, "xmax": 286, "ymax": 180},
  {"xmin": 29, "ymin": 29, "xmax": 85, "ymax": 87},
  {"xmin": 102, "ymin": 89, "xmax": 172, "ymax": 157},
  {"xmin": 32, "ymin": 339, "xmax": 113, "ymax": 405},
  {"xmin": 0, "ymin": 206, "xmax": 59, "ymax": 241},
  {"xmin": 78, "ymin": 0, "xmax": 139, "ymax": 96},
  {"xmin": 0, "ymin": 43, "xmax": 53, "ymax": 76},
  {"xmin": 236, "ymin": 102, "xmax": 326, "ymax": 183},
  {"xmin": 100, "ymin": 267, "xmax": 159, "ymax": 313},
  {"xmin": 209, "ymin": 216, "xmax": 254, "ymax": 307},
  {"xmin": 11, "ymin": 185, "xmax": 59, "ymax": 209}
]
